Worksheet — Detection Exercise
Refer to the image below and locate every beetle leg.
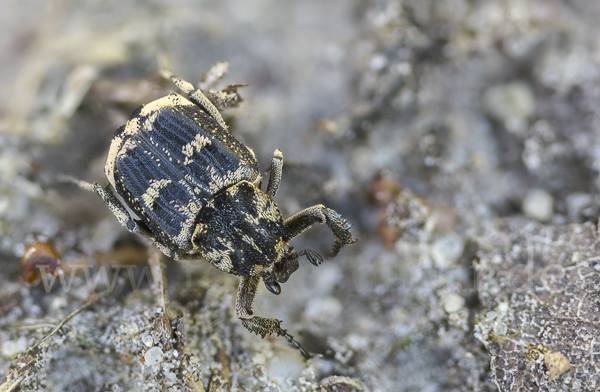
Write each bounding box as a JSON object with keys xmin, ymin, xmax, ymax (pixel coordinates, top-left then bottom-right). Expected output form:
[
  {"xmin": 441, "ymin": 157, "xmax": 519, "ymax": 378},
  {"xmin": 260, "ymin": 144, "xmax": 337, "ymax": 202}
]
[
  {"xmin": 284, "ymin": 205, "xmax": 357, "ymax": 256},
  {"xmin": 265, "ymin": 149, "xmax": 283, "ymax": 199},
  {"xmin": 93, "ymin": 184, "xmax": 155, "ymax": 239},
  {"xmin": 298, "ymin": 249, "xmax": 323, "ymax": 266},
  {"xmin": 59, "ymin": 176, "xmax": 155, "ymax": 238},
  {"xmin": 236, "ymin": 275, "xmax": 311, "ymax": 359},
  {"xmin": 162, "ymin": 71, "xmax": 229, "ymax": 131},
  {"xmin": 61, "ymin": 176, "xmax": 186, "ymax": 258}
]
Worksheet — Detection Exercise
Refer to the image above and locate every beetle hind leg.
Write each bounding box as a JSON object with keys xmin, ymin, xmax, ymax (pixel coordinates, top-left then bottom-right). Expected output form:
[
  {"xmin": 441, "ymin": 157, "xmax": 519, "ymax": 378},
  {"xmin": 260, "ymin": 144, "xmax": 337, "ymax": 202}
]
[
  {"xmin": 161, "ymin": 71, "xmax": 228, "ymax": 131},
  {"xmin": 59, "ymin": 176, "xmax": 155, "ymax": 239},
  {"xmin": 93, "ymin": 184, "xmax": 155, "ymax": 239},
  {"xmin": 236, "ymin": 276, "xmax": 311, "ymax": 359},
  {"xmin": 284, "ymin": 205, "xmax": 357, "ymax": 256},
  {"xmin": 266, "ymin": 149, "xmax": 283, "ymax": 199}
]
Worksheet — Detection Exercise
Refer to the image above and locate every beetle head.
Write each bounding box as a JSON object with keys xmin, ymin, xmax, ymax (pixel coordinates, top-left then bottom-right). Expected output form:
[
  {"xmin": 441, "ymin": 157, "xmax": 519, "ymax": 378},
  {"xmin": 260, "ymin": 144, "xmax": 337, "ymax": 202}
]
[{"xmin": 260, "ymin": 246, "xmax": 298, "ymax": 295}]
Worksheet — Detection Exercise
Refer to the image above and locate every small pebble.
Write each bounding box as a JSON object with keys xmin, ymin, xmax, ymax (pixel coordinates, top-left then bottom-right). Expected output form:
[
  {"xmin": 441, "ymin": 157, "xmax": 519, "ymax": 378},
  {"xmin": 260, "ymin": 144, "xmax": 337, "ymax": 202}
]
[
  {"xmin": 304, "ymin": 297, "xmax": 342, "ymax": 324},
  {"xmin": 494, "ymin": 322, "xmax": 507, "ymax": 336},
  {"xmin": 544, "ymin": 351, "xmax": 570, "ymax": 381},
  {"xmin": 266, "ymin": 348, "xmax": 305, "ymax": 384},
  {"xmin": 252, "ymin": 353, "xmax": 268, "ymax": 366},
  {"xmin": 565, "ymin": 192, "xmax": 592, "ymax": 220},
  {"xmin": 484, "ymin": 82, "xmax": 535, "ymax": 132},
  {"xmin": 522, "ymin": 189, "xmax": 553, "ymax": 221},
  {"xmin": 347, "ymin": 333, "xmax": 369, "ymax": 351},
  {"xmin": 144, "ymin": 347, "xmax": 163, "ymax": 366},
  {"xmin": 431, "ymin": 233, "xmax": 464, "ymax": 269},
  {"xmin": 50, "ymin": 296, "xmax": 67, "ymax": 310},
  {"xmin": 443, "ymin": 294, "xmax": 465, "ymax": 313},
  {"xmin": 1, "ymin": 336, "xmax": 28, "ymax": 358},
  {"xmin": 142, "ymin": 334, "xmax": 154, "ymax": 348}
]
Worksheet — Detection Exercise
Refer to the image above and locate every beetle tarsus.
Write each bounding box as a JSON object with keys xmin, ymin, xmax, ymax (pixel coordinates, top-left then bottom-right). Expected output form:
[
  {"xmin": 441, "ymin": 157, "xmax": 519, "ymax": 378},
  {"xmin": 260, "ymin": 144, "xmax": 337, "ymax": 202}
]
[
  {"xmin": 284, "ymin": 332, "xmax": 312, "ymax": 359},
  {"xmin": 241, "ymin": 316, "xmax": 312, "ymax": 359},
  {"xmin": 299, "ymin": 249, "xmax": 323, "ymax": 266}
]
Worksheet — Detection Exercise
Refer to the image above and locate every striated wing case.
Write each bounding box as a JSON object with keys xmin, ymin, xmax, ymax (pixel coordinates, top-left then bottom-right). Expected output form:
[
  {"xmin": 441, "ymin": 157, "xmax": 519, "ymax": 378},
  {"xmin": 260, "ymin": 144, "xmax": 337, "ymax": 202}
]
[{"xmin": 111, "ymin": 96, "xmax": 260, "ymax": 253}]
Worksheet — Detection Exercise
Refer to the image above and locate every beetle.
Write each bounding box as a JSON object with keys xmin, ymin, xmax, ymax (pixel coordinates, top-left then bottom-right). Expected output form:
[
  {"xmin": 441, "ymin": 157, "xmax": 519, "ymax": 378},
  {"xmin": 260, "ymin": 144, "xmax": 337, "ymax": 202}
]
[{"xmin": 86, "ymin": 73, "xmax": 356, "ymax": 358}]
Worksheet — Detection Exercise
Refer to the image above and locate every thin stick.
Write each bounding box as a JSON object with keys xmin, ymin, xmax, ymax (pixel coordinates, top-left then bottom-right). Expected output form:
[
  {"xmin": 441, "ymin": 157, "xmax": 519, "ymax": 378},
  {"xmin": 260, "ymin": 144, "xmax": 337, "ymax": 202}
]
[
  {"xmin": 29, "ymin": 291, "xmax": 107, "ymax": 352},
  {"xmin": 0, "ymin": 379, "xmax": 21, "ymax": 392},
  {"xmin": 148, "ymin": 246, "xmax": 171, "ymax": 318}
]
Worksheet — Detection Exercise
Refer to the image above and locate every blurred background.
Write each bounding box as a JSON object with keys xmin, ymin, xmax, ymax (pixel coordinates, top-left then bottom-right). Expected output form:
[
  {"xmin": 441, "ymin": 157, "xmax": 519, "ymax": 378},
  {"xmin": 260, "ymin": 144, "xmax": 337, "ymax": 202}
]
[{"xmin": 2, "ymin": 0, "xmax": 600, "ymax": 391}]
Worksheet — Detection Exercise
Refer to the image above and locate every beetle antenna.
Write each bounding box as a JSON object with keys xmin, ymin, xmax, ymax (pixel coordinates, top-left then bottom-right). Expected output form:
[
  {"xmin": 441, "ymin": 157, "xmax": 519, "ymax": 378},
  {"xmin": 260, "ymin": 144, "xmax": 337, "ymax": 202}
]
[{"xmin": 55, "ymin": 174, "xmax": 95, "ymax": 192}]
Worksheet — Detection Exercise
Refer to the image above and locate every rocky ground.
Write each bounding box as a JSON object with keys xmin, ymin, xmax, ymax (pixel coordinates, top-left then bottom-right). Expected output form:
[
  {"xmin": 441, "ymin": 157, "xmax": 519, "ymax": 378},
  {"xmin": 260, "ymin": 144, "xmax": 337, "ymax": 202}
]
[{"xmin": 2, "ymin": 0, "xmax": 600, "ymax": 391}]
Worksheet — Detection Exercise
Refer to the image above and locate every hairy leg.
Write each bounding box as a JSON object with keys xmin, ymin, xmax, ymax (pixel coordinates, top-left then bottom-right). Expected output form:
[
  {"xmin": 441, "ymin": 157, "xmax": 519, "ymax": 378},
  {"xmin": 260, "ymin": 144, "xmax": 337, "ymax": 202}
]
[
  {"xmin": 60, "ymin": 175, "xmax": 195, "ymax": 259},
  {"xmin": 93, "ymin": 184, "xmax": 153, "ymax": 236},
  {"xmin": 60, "ymin": 175, "xmax": 154, "ymax": 238},
  {"xmin": 284, "ymin": 205, "xmax": 357, "ymax": 256},
  {"xmin": 236, "ymin": 275, "xmax": 310, "ymax": 358},
  {"xmin": 265, "ymin": 149, "xmax": 283, "ymax": 199},
  {"xmin": 161, "ymin": 71, "xmax": 228, "ymax": 131}
]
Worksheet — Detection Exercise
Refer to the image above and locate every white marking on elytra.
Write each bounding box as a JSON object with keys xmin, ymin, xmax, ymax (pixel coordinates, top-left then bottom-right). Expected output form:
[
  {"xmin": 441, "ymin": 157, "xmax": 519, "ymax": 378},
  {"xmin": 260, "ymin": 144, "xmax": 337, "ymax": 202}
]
[
  {"xmin": 141, "ymin": 179, "xmax": 172, "ymax": 209},
  {"xmin": 182, "ymin": 134, "xmax": 212, "ymax": 165}
]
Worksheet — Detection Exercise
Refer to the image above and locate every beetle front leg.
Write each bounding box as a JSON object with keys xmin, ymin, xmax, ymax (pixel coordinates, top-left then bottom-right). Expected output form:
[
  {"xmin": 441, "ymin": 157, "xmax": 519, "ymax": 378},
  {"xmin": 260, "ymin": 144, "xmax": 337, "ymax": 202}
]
[
  {"xmin": 284, "ymin": 205, "xmax": 357, "ymax": 256},
  {"xmin": 265, "ymin": 149, "xmax": 283, "ymax": 199},
  {"xmin": 236, "ymin": 275, "xmax": 311, "ymax": 359}
]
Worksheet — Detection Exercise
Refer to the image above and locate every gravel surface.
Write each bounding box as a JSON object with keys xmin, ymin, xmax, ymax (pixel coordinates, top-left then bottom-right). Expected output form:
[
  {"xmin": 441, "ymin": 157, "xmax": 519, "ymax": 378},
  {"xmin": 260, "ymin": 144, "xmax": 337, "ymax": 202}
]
[{"xmin": 2, "ymin": 1, "xmax": 600, "ymax": 391}]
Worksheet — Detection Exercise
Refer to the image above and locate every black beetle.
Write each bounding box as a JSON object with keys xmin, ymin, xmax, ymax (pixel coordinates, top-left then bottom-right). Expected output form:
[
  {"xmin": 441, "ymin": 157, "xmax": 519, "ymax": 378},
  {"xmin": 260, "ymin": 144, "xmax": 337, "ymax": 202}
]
[{"xmin": 87, "ymin": 73, "xmax": 356, "ymax": 358}]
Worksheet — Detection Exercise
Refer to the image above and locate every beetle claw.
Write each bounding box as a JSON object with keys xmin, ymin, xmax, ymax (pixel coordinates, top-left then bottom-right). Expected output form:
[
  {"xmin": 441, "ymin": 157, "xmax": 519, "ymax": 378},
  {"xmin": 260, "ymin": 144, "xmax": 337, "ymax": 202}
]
[
  {"xmin": 264, "ymin": 280, "xmax": 281, "ymax": 295},
  {"xmin": 299, "ymin": 249, "xmax": 323, "ymax": 266},
  {"xmin": 284, "ymin": 332, "xmax": 312, "ymax": 359}
]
